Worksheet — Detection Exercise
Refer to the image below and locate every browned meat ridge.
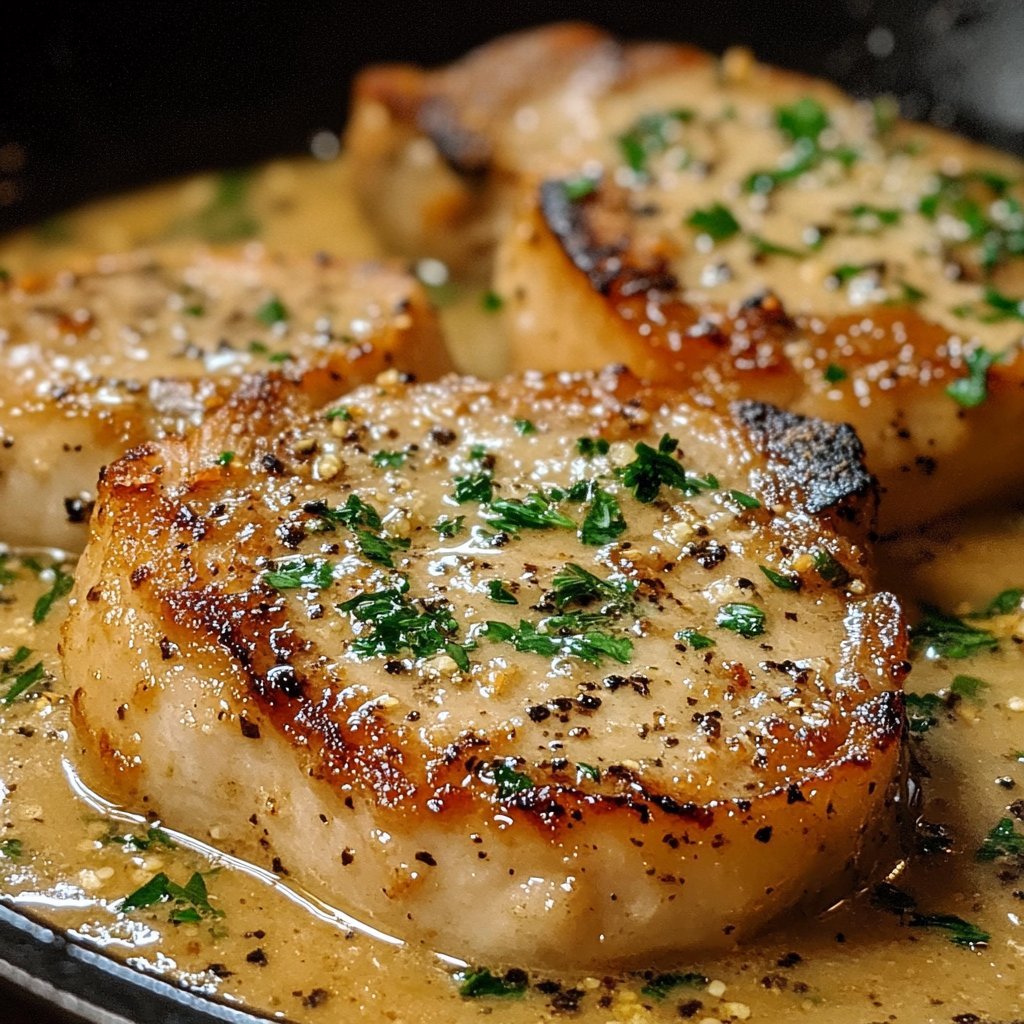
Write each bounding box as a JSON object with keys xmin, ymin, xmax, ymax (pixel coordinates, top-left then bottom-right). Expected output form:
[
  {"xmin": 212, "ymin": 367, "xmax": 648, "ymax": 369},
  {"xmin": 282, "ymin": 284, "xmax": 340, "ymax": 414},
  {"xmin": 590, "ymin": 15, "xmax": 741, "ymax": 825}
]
[
  {"xmin": 64, "ymin": 368, "xmax": 907, "ymax": 971},
  {"xmin": 347, "ymin": 22, "xmax": 1024, "ymax": 533},
  {"xmin": 0, "ymin": 246, "xmax": 448, "ymax": 550}
]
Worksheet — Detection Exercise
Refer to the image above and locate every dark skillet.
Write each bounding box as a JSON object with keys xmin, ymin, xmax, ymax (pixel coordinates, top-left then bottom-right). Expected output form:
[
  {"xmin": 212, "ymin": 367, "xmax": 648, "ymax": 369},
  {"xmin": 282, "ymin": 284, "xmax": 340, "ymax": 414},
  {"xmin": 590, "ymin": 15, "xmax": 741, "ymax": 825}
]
[{"xmin": 0, "ymin": 1, "xmax": 1021, "ymax": 1020}]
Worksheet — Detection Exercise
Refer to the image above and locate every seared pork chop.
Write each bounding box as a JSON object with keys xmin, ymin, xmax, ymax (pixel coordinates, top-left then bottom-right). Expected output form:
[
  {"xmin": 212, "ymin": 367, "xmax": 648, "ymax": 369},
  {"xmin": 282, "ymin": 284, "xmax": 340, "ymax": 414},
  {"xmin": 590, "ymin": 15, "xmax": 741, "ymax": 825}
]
[
  {"xmin": 64, "ymin": 368, "xmax": 906, "ymax": 970},
  {"xmin": 348, "ymin": 23, "xmax": 1024, "ymax": 531},
  {"xmin": 0, "ymin": 247, "xmax": 447, "ymax": 550}
]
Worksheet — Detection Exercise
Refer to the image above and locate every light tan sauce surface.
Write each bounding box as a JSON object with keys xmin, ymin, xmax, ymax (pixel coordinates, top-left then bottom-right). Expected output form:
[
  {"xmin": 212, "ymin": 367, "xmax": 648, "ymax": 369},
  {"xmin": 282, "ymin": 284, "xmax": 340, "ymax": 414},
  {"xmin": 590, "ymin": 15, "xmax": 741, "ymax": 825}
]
[{"xmin": 0, "ymin": 156, "xmax": 1023, "ymax": 1023}]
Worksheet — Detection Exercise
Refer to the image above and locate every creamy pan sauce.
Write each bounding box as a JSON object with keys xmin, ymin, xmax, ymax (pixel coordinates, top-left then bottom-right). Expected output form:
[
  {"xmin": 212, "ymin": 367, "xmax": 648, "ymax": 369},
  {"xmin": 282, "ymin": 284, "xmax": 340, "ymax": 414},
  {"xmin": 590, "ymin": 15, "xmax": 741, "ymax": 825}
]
[{"xmin": 0, "ymin": 157, "xmax": 1023, "ymax": 1023}]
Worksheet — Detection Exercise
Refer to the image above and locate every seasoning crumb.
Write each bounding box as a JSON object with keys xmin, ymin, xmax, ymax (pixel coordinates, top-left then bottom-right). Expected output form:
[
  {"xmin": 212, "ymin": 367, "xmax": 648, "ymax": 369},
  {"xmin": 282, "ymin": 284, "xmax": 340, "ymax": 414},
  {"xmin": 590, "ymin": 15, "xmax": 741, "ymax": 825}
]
[{"xmin": 245, "ymin": 947, "xmax": 268, "ymax": 966}]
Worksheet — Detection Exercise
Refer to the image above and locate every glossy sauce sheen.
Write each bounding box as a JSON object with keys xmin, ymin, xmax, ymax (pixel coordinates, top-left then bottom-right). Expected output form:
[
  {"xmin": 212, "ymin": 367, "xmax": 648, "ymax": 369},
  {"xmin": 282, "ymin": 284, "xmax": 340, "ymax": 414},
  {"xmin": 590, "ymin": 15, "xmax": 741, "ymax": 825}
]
[{"xmin": 0, "ymin": 156, "xmax": 1023, "ymax": 1021}]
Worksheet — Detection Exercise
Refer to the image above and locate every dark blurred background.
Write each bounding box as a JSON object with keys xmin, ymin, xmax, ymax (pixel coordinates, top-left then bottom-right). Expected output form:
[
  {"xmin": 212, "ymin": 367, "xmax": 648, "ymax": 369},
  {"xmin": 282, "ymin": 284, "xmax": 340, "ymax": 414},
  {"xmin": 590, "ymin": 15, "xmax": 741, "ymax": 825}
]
[{"xmin": 1, "ymin": 0, "xmax": 1022, "ymax": 237}]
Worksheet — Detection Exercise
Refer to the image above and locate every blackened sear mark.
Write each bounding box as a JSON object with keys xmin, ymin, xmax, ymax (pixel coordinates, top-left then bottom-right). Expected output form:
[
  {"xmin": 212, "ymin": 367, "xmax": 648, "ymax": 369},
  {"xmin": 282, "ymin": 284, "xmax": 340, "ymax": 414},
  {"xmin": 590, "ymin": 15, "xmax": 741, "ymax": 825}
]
[
  {"xmin": 539, "ymin": 179, "xmax": 678, "ymax": 297},
  {"xmin": 730, "ymin": 400, "xmax": 874, "ymax": 517}
]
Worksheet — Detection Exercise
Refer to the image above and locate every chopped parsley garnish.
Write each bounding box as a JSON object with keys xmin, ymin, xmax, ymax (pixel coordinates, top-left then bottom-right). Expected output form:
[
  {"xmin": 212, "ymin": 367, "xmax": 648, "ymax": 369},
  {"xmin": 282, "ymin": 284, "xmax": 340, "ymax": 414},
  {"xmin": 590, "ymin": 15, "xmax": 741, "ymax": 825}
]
[
  {"xmin": 32, "ymin": 566, "xmax": 73, "ymax": 624},
  {"xmin": 905, "ymin": 691, "xmax": 945, "ymax": 733},
  {"xmin": 812, "ymin": 549, "xmax": 851, "ymax": 587},
  {"xmin": 103, "ymin": 826, "xmax": 175, "ymax": 852},
  {"xmin": 484, "ymin": 760, "xmax": 535, "ymax": 799},
  {"xmin": 896, "ymin": 280, "xmax": 927, "ymax": 304},
  {"xmin": 324, "ymin": 405, "xmax": 353, "ymax": 421},
  {"xmin": 453, "ymin": 472, "xmax": 494, "ymax": 505},
  {"xmin": 727, "ymin": 489, "xmax": 761, "ymax": 509},
  {"xmin": 0, "ymin": 556, "xmax": 17, "ymax": 586},
  {"xmin": 640, "ymin": 972, "xmax": 708, "ymax": 1000},
  {"xmin": 673, "ymin": 628, "xmax": 715, "ymax": 650},
  {"xmin": 918, "ymin": 172, "xmax": 1024, "ymax": 272},
  {"xmin": 759, "ymin": 565, "xmax": 801, "ymax": 591},
  {"xmin": 169, "ymin": 169, "xmax": 260, "ymax": 243},
  {"xmin": 617, "ymin": 108, "xmax": 694, "ymax": 174},
  {"xmin": 481, "ymin": 290, "xmax": 504, "ymax": 312},
  {"xmin": 121, "ymin": 871, "xmax": 224, "ymax": 924},
  {"xmin": 353, "ymin": 531, "xmax": 411, "ymax": 569},
  {"xmin": 910, "ymin": 605, "xmax": 998, "ymax": 660},
  {"xmin": 216, "ymin": 450, "xmax": 234, "ymax": 466},
  {"xmin": 485, "ymin": 493, "xmax": 575, "ymax": 533},
  {"xmin": 372, "ymin": 450, "xmax": 407, "ymax": 469},
  {"xmin": 576, "ymin": 762, "xmax": 601, "ymax": 784},
  {"xmin": 872, "ymin": 883, "xmax": 990, "ymax": 948},
  {"xmin": 255, "ymin": 295, "xmax": 289, "ymax": 325},
  {"xmin": 950, "ymin": 674, "xmax": 988, "ymax": 700},
  {"xmin": 716, "ymin": 602, "xmax": 766, "ymax": 638},
  {"xmin": 908, "ymin": 912, "xmax": 990, "ymax": 948},
  {"xmin": 945, "ymin": 345, "xmax": 998, "ymax": 409},
  {"xmin": 686, "ymin": 202, "xmax": 741, "ymax": 242},
  {"xmin": 828, "ymin": 262, "xmax": 882, "ymax": 286},
  {"xmin": 748, "ymin": 234, "xmax": 804, "ymax": 259},
  {"xmin": 304, "ymin": 494, "xmax": 382, "ymax": 532},
  {"xmin": 776, "ymin": 97, "xmax": 830, "ymax": 144},
  {"xmin": 338, "ymin": 578, "xmax": 473, "ymax": 670},
  {"xmin": 580, "ymin": 485, "xmax": 627, "ymax": 546},
  {"xmin": 264, "ymin": 557, "xmax": 335, "ymax": 590},
  {"xmin": 0, "ymin": 839, "xmax": 23, "ymax": 859},
  {"xmin": 432, "ymin": 515, "xmax": 465, "ymax": 539},
  {"xmin": 576, "ymin": 437, "xmax": 610, "ymax": 457},
  {"xmin": 561, "ymin": 175, "xmax": 599, "ymax": 201},
  {"xmin": 823, "ymin": 363, "xmax": 848, "ymax": 383},
  {"xmin": 457, "ymin": 967, "xmax": 529, "ymax": 999},
  {"xmin": 618, "ymin": 434, "xmax": 710, "ymax": 503},
  {"xmin": 550, "ymin": 563, "xmax": 635, "ymax": 612},
  {"xmin": 483, "ymin": 619, "xmax": 632, "ymax": 666},
  {"xmin": 513, "ymin": 419, "xmax": 536, "ymax": 436},
  {"xmin": 1, "ymin": 661, "xmax": 46, "ymax": 706},
  {"xmin": 975, "ymin": 587, "xmax": 1023, "ymax": 616},
  {"xmin": 486, "ymin": 581, "xmax": 518, "ymax": 605},
  {"xmin": 845, "ymin": 203, "xmax": 902, "ymax": 228},
  {"xmin": 975, "ymin": 817, "xmax": 1024, "ymax": 861}
]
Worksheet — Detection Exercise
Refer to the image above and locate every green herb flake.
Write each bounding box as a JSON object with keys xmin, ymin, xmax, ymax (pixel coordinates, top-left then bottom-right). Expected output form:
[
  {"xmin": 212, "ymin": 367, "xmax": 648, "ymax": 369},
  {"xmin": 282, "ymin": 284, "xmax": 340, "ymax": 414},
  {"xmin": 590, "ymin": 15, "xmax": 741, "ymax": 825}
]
[
  {"xmin": 686, "ymin": 202, "xmax": 741, "ymax": 242},
  {"xmin": 485, "ymin": 493, "xmax": 575, "ymax": 533},
  {"xmin": 170, "ymin": 169, "xmax": 261, "ymax": 243},
  {"xmin": 896, "ymin": 280, "xmax": 927, "ymax": 304},
  {"xmin": 2, "ymin": 662, "xmax": 46, "ymax": 706},
  {"xmin": 325, "ymin": 405, "xmax": 352, "ymax": 421},
  {"xmin": 263, "ymin": 557, "xmax": 335, "ymax": 591},
  {"xmin": 216, "ymin": 451, "xmax": 234, "ymax": 467},
  {"xmin": 976, "ymin": 817, "xmax": 1024, "ymax": 861},
  {"xmin": 576, "ymin": 762, "xmax": 601, "ymax": 784},
  {"xmin": 561, "ymin": 176, "xmax": 599, "ymax": 201},
  {"xmin": 487, "ymin": 761, "xmax": 535, "ymax": 800},
  {"xmin": 483, "ymin": 619, "xmax": 632, "ymax": 667},
  {"xmin": 255, "ymin": 295, "xmax": 289, "ymax": 325},
  {"xmin": 640, "ymin": 972, "xmax": 709, "ymax": 1000},
  {"xmin": 0, "ymin": 838, "xmax": 23, "ymax": 859},
  {"xmin": 908, "ymin": 912, "xmax": 990, "ymax": 948},
  {"xmin": 104, "ymin": 826, "xmax": 175, "ymax": 853},
  {"xmin": 453, "ymin": 472, "xmax": 494, "ymax": 505},
  {"xmin": 338, "ymin": 578, "xmax": 473, "ymax": 671},
  {"xmin": 618, "ymin": 434, "xmax": 690, "ymax": 503},
  {"xmin": 727, "ymin": 489, "xmax": 761, "ymax": 509},
  {"xmin": 353, "ymin": 530, "xmax": 410, "ymax": 569},
  {"xmin": 372, "ymin": 450, "xmax": 407, "ymax": 469},
  {"xmin": 823, "ymin": 363, "xmax": 848, "ymax": 383},
  {"xmin": 812, "ymin": 549, "xmax": 852, "ymax": 587},
  {"xmin": 749, "ymin": 234, "xmax": 804, "ymax": 259},
  {"xmin": 617, "ymin": 108, "xmax": 694, "ymax": 174},
  {"xmin": 829, "ymin": 262, "xmax": 882, "ymax": 286},
  {"xmin": 911, "ymin": 605, "xmax": 998, "ymax": 660},
  {"xmin": 32, "ymin": 567, "xmax": 74, "ymax": 624},
  {"xmin": 576, "ymin": 437, "xmax": 610, "ymax": 458},
  {"xmin": 946, "ymin": 346, "xmax": 998, "ymax": 408},
  {"xmin": 513, "ymin": 419, "xmax": 536, "ymax": 436},
  {"xmin": 432, "ymin": 515, "xmax": 465, "ymax": 539},
  {"xmin": 550, "ymin": 563, "xmax": 635, "ymax": 612},
  {"xmin": 905, "ymin": 691, "xmax": 945, "ymax": 733},
  {"xmin": 486, "ymin": 580, "xmax": 518, "ymax": 605},
  {"xmin": 673, "ymin": 628, "xmax": 715, "ymax": 650},
  {"xmin": 457, "ymin": 967, "xmax": 529, "ymax": 999},
  {"xmin": 976, "ymin": 587, "xmax": 1023, "ymax": 617},
  {"xmin": 846, "ymin": 203, "xmax": 902, "ymax": 227},
  {"xmin": 121, "ymin": 870, "xmax": 224, "ymax": 923},
  {"xmin": 950, "ymin": 674, "xmax": 988, "ymax": 700},
  {"xmin": 716, "ymin": 602, "xmax": 766, "ymax": 638},
  {"xmin": 580, "ymin": 486, "xmax": 627, "ymax": 546},
  {"xmin": 776, "ymin": 97, "xmax": 830, "ymax": 144},
  {"xmin": 759, "ymin": 565, "xmax": 801, "ymax": 591},
  {"xmin": 481, "ymin": 290, "xmax": 504, "ymax": 312},
  {"xmin": 266, "ymin": 351, "xmax": 291, "ymax": 364}
]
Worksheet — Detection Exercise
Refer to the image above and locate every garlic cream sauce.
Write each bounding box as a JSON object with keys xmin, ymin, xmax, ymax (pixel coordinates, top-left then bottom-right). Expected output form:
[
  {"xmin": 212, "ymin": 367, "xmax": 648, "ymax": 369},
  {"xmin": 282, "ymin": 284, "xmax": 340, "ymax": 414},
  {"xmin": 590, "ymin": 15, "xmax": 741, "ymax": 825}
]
[{"xmin": 0, "ymin": 155, "xmax": 1022, "ymax": 1023}]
